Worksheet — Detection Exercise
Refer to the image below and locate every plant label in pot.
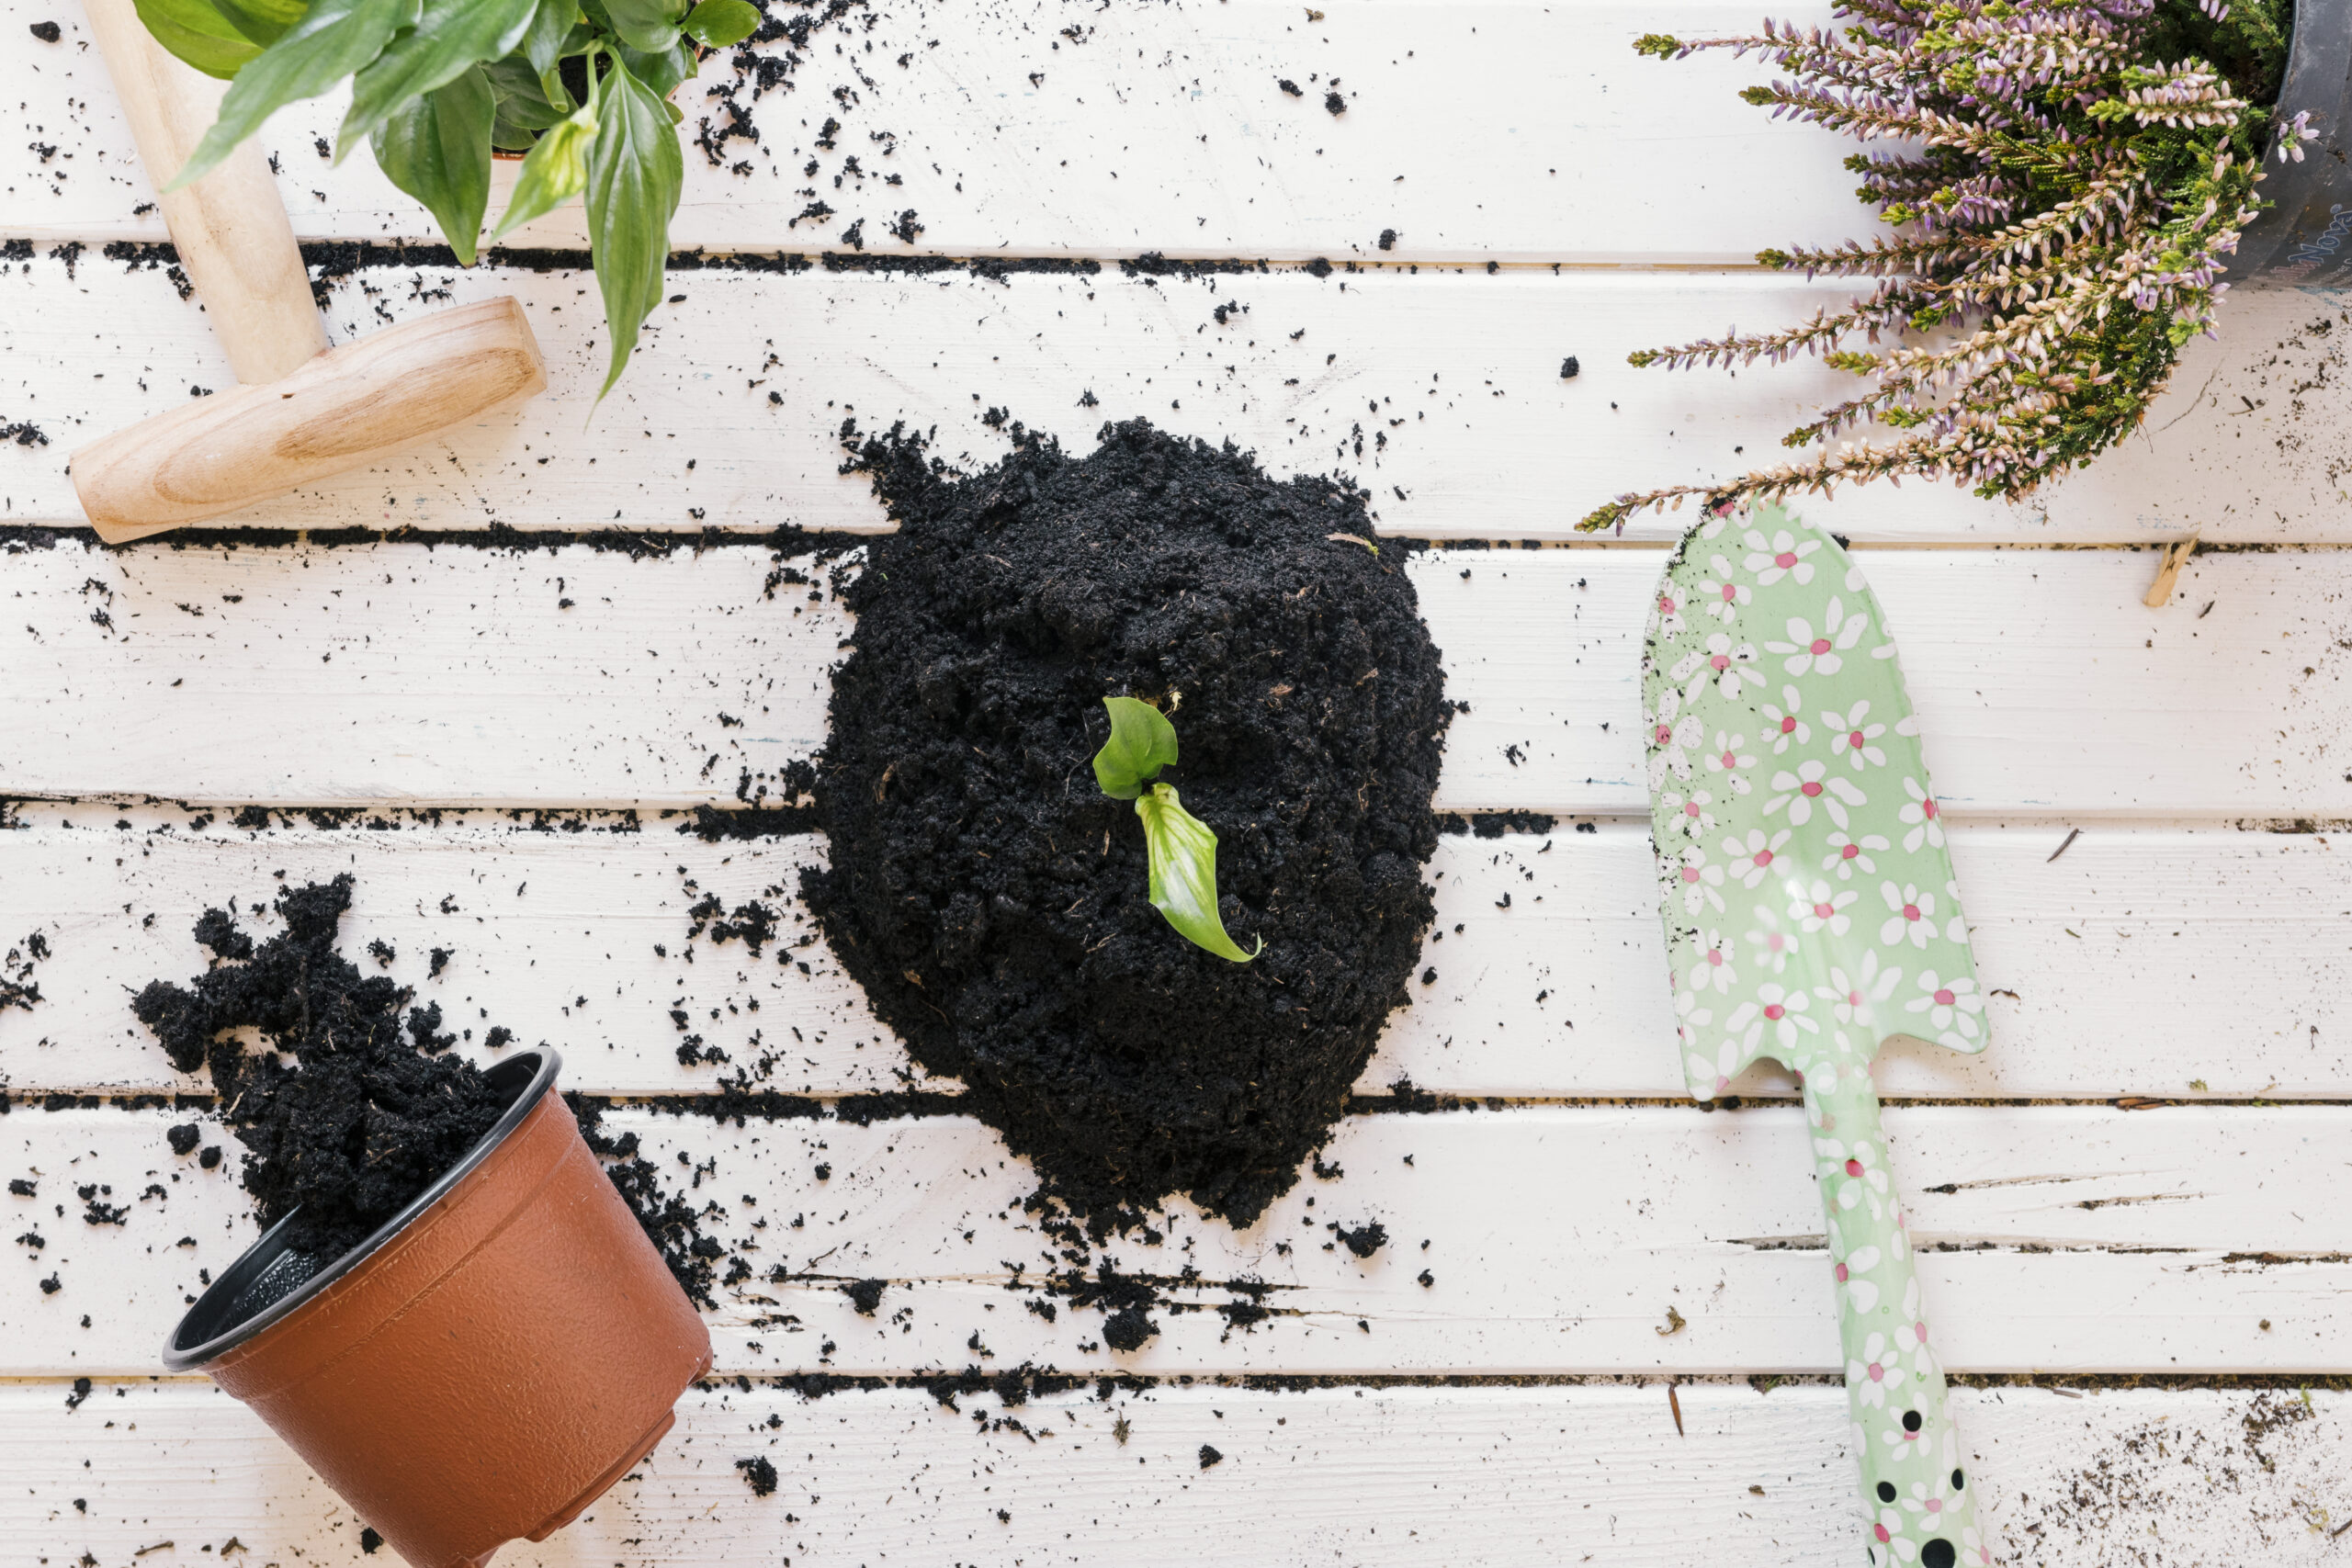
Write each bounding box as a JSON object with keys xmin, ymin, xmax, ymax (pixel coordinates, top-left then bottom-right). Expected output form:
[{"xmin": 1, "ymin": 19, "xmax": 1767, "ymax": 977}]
[{"xmin": 164, "ymin": 1050, "xmax": 713, "ymax": 1568}]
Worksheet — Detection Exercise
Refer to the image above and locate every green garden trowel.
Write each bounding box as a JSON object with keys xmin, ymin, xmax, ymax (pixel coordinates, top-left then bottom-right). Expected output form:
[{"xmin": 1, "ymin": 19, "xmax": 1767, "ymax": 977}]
[{"xmin": 1642, "ymin": 503, "xmax": 1992, "ymax": 1568}]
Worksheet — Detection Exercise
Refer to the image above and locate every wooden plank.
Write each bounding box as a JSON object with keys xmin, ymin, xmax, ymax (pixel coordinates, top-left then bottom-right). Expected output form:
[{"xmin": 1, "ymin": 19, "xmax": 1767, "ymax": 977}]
[
  {"xmin": 2, "ymin": 808, "xmax": 2346, "ymax": 1100},
  {"xmin": 1, "ymin": 1380, "xmax": 2342, "ymax": 1566},
  {"xmin": 6, "ymin": 1103, "xmax": 2347, "ymax": 1378},
  {"xmin": 2, "ymin": 258, "xmax": 2346, "ymax": 543},
  {"xmin": 6, "ymin": 0, "xmax": 1881, "ymax": 265},
  {"xmin": 5, "ymin": 539, "xmax": 2348, "ymax": 816}
]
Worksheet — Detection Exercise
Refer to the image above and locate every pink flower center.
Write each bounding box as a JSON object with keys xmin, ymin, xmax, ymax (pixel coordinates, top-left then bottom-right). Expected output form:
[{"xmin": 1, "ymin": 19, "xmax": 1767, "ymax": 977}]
[
  {"xmin": 1926, "ymin": 1498, "xmax": 1942, "ymax": 1514},
  {"xmin": 1845, "ymin": 1158, "xmax": 1862, "ymax": 1177},
  {"xmin": 1720, "ymin": 584, "xmax": 1737, "ymax": 603},
  {"xmin": 1801, "ymin": 781, "xmax": 1823, "ymax": 797},
  {"xmin": 1711, "ymin": 654, "xmax": 1729, "ymax": 671},
  {"xmin": 1916, "ymin": 1321, "xmax": 1928, "ymax": 1342},
  {"xmin": 1904, "ymin": 1430, "xmax": 1921, "ymax": 1442},
  {"xmin": 1684, "ymin": 802, "xmax": 1701, "ymax": 818},
  {"xmin": 1809, "ymin": 637, "xmax": 1831, "ymax": 654},
  {"xmin": 1764, "ymin": 1004, "xmax": 1784, "ymax": 1020},
  {"xmin": 1767, "ymin": 933, "xmax": 1787, "ymax": 953},
  {"xmin": 1814, "ymin": 901, "xmax": 1834, "ymax": 918},
  {"xmin": 1780, "ymin": 716, "xmax": 1797, "ymax": 734},
  {"xmin": 1922, "ymin": 798, "xmax": 1939, "ymax": 819},
  {"xmin": 1934, "ymin": 987, "xmax": 1955, "ymax": 1006},
  {"xmin": 1847, "ymin": 990, "xmax": 1862, "ymax": 1007},
  {"xmin": 1841, "ymin": 843, "xmax": 1860, "ymax": 860},
  {"xmin": 1680, "ymin": 867, "xmax": 1700, "ymax": 883},
  {"xmin": 1868, "ymin": 1362, "xmax": 1884, "ymax": 1382},
  {"xmin": 1775, "ymin": 551, "xmax": 1797, "ymax": 568},
  {"xmin": 1903, "ymin": 904, "xmax": 1921, "ymax": 921},
  {"xmin": 1659, "ymin": 595, "xmax": 1676, "ymax": 615},
  {"xmin": 1714, "ymin": 1075, "xmax": 1731, "ymax": 1092},
  {"xmin": 1835, "ymin": 1262, "xmax": 1849, "ymax": 1281},
  {"xmin": 1720, "ymin": 750, "xmax": 1736, "ymax": 766},
  {"xmin": 1849, "ymin": 730, "xmax": 1866, "ymax": 749},
  {"xmin": 1874, "ymin": 1524, "xmax": 1892, "ymax": 1544},
  {"xmin": 1706, "ymin": 949, "xmax": 1724, "ymax": 966},
  {"xmin": 1655, "ymin": 724, "xmax": 1671, "ymax": 743},
  {"xmin": 1753, "ymin": 849, "xmax": 1772, "ymax": 867}
]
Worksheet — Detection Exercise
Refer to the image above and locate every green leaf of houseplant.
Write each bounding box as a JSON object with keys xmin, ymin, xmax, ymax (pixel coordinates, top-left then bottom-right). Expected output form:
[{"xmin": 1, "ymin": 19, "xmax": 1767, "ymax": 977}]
[
  {"xmin": 598, "ymin": 0, "xmax": 684, "ymax": 53},
  {"xmin": 339, "ymin": 0, "xmax": 539, "ymax": 158},
  {"xmin": 1136, "ymin": 784, "xmax": 1261, "ymax": 963},
  {"xmin": 492, "ymin": 96, "xmax": 595, "ymax": 239},
  {"xmin": 166, "ymin": 0, "xmax": 420, "ymax": 191},
  {"xmin": 682, "ymin": 0, "xmax": 757, "ymax": 48},
  {"xmin": 210, "ymin": 0, "xmax": 308, "ymax": 44},
  {"xmin": 1091, "ymin": 696, "xmax": 1180, "ymax": 799},
  {"xmin": 132, "ymin": 0, "xmax": 264, "ymax": 77},
  {"xmin": 518, "ymin": 0, "xmax": 583, "ymax": 91},
  {"xmin": 369, "ymin": 63, "xmax": 494, "ymax": 264},
  {"xmin": 483, "ymin": 53, "xmax": 569, "ymax": 129},
  {"xmin": 583, "ymin": 51, "xmax": 682, "ymax": 397},
  {"xmin": 614, "ymin": 38, "xmax": 697, "ymax": 99}
]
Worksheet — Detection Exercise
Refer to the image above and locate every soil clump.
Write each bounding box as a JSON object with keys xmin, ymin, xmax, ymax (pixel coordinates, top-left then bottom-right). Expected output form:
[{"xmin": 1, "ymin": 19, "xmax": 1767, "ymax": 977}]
[{"xmin": 808, "ymin": 417, "xmax": 1450, "ymax": 1229}]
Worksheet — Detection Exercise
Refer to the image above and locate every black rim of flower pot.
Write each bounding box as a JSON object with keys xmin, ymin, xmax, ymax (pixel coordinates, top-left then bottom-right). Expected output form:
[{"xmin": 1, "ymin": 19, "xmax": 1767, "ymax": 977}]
[
  {"xmin": 2233, "ymin": 0, "xmax": 2352, "ymax": 281},
  {"xmin": 159, "ymin": 1048, "xmax": 562, "ymax": 1371}
]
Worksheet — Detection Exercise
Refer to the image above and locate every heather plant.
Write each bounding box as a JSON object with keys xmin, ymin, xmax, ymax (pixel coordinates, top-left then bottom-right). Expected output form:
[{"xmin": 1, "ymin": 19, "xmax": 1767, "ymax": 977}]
[{"xmin": 1581, "ymin": 0, "xmax": 2311, "ymax": 531}]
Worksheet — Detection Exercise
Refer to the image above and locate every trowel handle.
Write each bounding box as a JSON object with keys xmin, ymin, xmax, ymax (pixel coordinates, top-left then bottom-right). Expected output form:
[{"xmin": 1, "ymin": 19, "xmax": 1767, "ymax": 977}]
[
  {"xmin": 82, "ymin": 0, "xmax": 329, "ymax": 382},
  {"xmin": 1802, "ymin": 1057, "xmax": 1989, "ymax": 1568}
]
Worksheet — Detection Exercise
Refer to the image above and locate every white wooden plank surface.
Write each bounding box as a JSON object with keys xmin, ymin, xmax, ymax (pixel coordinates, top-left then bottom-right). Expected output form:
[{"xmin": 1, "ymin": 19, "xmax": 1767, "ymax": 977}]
[
  {"xmin": 7, "ymin": 1103, "xmax": 2346, "ymax": 1377},
  {"xmin": 4, "ymin": 1380, "xmax": 2342, "ymax": 1567},
  {"xmin": 2, "ymin": 810, "xmax": 2346, "ymax": 1100},
  {"xmin": 3, "ymin": 257, "xmax": 2347, "ymax": 543},
  {"xmin": 2, "ymin": 0, "xmax": 1877, "ymax": 265},
  {"xmin": 6, "ymin": 538, "xmax": 2347, "ymax": 815}
]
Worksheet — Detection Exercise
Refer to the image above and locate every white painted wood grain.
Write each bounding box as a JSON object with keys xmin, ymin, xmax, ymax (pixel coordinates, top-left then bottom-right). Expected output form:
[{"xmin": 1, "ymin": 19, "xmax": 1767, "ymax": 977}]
[
  {"xmin": 4, "ymin": 0, "xmax": 1878, "ymax": 265},
  {"xmin": 3, "ymin": 1380, "xmax": 2342, "ymax": 1567},
  {"xmin": 1, "ymin": 808, "xmax": 2344, "ymax": 1100},
  {"xmin": 2, "ymin": 257, "xmax": 2346, "ymax": 542},
  {"xmin": 6, "ymin": 539, "xmax": 2346, "ymax": 815},
  {"xmin": 6, "ymin": 1103, "xmax": 2345, "ymax": 1377}
]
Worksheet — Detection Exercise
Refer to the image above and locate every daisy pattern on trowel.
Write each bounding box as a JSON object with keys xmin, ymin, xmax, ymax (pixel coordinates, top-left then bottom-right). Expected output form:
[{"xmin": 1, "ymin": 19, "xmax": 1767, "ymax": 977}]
[{"xmin": 1642, "ymin": 502, "xmax": 1993, "ymax": 1568}]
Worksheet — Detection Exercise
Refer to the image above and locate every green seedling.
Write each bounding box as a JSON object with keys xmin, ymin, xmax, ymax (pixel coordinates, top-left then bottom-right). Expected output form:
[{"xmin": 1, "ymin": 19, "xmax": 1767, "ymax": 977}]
[{"xmin": 1092, "ymin": 697, "xmax": 1261, "ymax": 964}]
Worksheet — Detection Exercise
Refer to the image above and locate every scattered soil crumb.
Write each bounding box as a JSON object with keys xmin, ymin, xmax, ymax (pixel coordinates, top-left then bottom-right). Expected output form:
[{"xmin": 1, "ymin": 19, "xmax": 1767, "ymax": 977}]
[{"xmin": 735, "ymin": 1455, "xmax": 779, "ymax": 1495}]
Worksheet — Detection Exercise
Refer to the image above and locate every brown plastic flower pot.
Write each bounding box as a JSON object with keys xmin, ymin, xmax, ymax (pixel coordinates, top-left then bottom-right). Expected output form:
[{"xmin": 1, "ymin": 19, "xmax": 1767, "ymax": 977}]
[{"xmin": 163, "ymin": 1050, "xmax": 712, "ymax": 1568}]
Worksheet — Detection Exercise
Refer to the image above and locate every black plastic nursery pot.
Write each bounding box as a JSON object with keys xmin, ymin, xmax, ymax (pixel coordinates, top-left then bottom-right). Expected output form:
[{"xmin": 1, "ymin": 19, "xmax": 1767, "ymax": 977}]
[
  {"xmin": 163, "ymin": 1050, "xmax": 714, "ymax": 1568},
  {"xmin": 2235, "ymin": 1, "xmax": 2352, "ymax": 281}
]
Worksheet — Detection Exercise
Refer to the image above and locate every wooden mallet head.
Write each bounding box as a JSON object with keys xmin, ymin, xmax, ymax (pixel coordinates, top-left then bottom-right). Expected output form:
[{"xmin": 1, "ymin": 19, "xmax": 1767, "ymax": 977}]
[{"xmin": 71, "ymin": 0, "xmax": 548, "ymax": 545}]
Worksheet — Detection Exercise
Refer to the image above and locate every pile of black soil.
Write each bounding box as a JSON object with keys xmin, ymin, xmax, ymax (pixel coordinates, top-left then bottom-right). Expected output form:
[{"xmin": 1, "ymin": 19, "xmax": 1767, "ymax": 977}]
[
  {"xmin": 808, "ymin": 417, "xmax": 1450, "ymax": 1228},
  {"xmin": 133, "ymin": 877, "xmax": 715, "ymax": 1303}
]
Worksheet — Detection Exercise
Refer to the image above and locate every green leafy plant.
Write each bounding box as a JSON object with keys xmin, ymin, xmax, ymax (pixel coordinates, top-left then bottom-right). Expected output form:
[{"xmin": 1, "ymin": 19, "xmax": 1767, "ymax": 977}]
[
  {"xmin": 139, "ymin": 0, "xmax": 763, "ymax": 396},
  {"xmin": 1092, "ymin": 696, "xmax": 1262, "ymax": 964}
]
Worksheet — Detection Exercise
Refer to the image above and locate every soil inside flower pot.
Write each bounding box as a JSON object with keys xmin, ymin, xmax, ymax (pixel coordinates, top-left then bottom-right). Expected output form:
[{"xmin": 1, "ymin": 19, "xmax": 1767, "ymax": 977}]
[{"xmin": 807, "ymin": 417, "xmax": 1451, "ymax": 1230}]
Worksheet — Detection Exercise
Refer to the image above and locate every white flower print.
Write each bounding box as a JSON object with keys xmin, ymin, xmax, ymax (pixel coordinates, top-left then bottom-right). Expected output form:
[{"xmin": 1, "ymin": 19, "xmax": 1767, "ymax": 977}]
[
  {"xmin": 1873, "ymin": 1509, "xmax": 1917, "ymax": 1562},
  {"xmin": 1672, "ymin": 987, "xmax": 1713, "ymax": 1052},
  {"xmin": 1697, "ymin": 555, "xmax": 1750, "ymax": 622},
  {"xmin": 1649, "ymin": 588, "xmax": 1686, "ymax": 640},
  {"xmin": 1817, "ymin": 949, "xmax": 1902, "ymax": 1027},
  {"xmin": 1905, "ymin": 970, "xmax": 1984, "ymax": 1043},
  {"xmin": 1703, "ymin": 729, "xmax": 1757, "ymax": 795},
  {"xmin": 1847, "ymin": 1330, "xmax": 1909, "ymax": 1408},
  {"xmin": 1819, "ymin": 700, "xmax": 1889, "ymax": 772},
  {"xmin": 1834, "ymin": 1244, "xmax": 1882, "ymax": 1311},
  {"xmin": 1943, "ymin": 877, "xmax": 1970, "ymax": 945},
  {"xmin": 1841, "ymin": 1142, "xmax": 1891, "ymax": 1200},
  {"xmin": 1644, "ymin": 689, "xmax": 1703, "ymax": 788},
  {"xmin": 1687, "ymin": 1034, "xmax": 1754, "ymax": 1100},
  {"xmin": 1897, "ymin": 776, "xmax": 1947, "ymax": 852},
  {"xmin": 1741, "ymin": 526, "xmax": 1820, "ymax": 586},
  {"xmin": 1721, "ymin": 827, "xmax": 1792, "ymax": 890},
  {"xmin": 1659, "ymin": 786, "xmax": 1717, "ymax": 840},
  {"xmin": 1765, "ymin": 759, "xmax": 1868, "ymax": 829},
  {"xmin": 1899, "ymin": 1475, "xmax": 1958, "ymax": 1530},
  {"xmin": 1758, "ymin": 686, "xmax": 1811, "ymax": 754},
  {"xmin": 1960, "ymin": 1526, "xmax": 1991, "ymax": 1567},
  {"xmin": 1821, "ymin": 829, "xmax": 1890, "ymax": 880},
  {"xmin": 1744, "ymin": 918, "xmax": 1799, "ymax": 975},
  {"xmin": 1688, "ymin": 929, "xmax": 1738, "ymax": 993},
  {"xmin": 1672, "ymin": 843, "xmax": 1726, "ymax": 916},
  {"xmin": 1752, "ymin": 982, "xmax": 1815, "ymax": 1048},
  {"xmin": 1792, "ymin": 879, "xmax": 1858, "ymax": 937},
  {"xmin": 1879, "ymin": 882, "xmax": 1939, "ymax": 951},
  {"xmin": 1764, "ymin": 594, "xmax": 1868, "ymax": 677}
]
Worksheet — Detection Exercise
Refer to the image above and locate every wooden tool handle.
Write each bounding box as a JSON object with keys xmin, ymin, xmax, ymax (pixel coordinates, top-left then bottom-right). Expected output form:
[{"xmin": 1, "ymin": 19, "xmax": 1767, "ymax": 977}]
[
  {"xmin": 82, "ymin": 0, "xmax": 328, "ymax": 383},
  {"xmin": 71, "ymin": 297, "xmax": 547, "ymax": 542}
]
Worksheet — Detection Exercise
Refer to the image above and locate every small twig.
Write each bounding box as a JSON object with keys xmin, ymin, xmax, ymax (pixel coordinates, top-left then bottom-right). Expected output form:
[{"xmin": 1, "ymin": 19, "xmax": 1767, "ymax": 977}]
[
  {"xmin": 2143, "ymin": 533, "xmax": 2199, "ymax": 608},
  {"xmin": 2047, "ymin": 828, "xmax": 2082, "ymax": 863},
  {"xmin": 1668, "ymin": 1382, "xmax": 1685, "ymax": 1437}
]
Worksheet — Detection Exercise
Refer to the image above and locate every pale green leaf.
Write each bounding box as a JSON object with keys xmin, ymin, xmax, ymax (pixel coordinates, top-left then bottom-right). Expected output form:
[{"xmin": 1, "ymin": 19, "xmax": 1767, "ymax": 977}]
[
  {"xmin": 166, "ymin": 0, "xmax": 419, "ymax": 191},
  {"xmin": 369, "ymin": 64, "xmax": 493, "ymax": 264},
  {"xmin": 340, "ymin": 0, "xmax": 538, "ymax": 158},
  {"xmin": 133, "ymin": 0, "xmax": 263, "ymax": 77},
  {"xmin": 583, "ymin": 52, "xmax": 682, "ymax": 397},
  {"xmin": 1136, "ymin": 784, "xmax": 1261, "ymax": 963},
  {"xmin": 211, "ymin": 0, "xmax": 307, "ymax": 43},
  {"xmin": 599, "ymin": 0, "xmax": 683, "ymax": 52},
  {"xmin": 492, "ymin": 97, "xmax": 594, "ymax": 240},
  {"xmin": 683, "ymin": 0, "xmax": 757, "ymax": 48},
  {"xmin": 518, "ymin": 0, "xmax": 582, "ymax": 87},
  {"xmin": 1092, "ymin": 696, "xmax": 1178, "ymax": 799}
]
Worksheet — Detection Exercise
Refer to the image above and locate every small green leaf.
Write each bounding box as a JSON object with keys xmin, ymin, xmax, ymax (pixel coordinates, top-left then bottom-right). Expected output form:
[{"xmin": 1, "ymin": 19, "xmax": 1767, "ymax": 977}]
[
  {"xmin": 1092, "ymin": 696, "xmax": 1178, "ymax": 799},
  {"xmin": 1136, "ymin": 784, "xmax": 1261, "ymax": 963},
  {"xmin": 583, "ymin": 51, "xmax": 683, "ymax": 397},
  {"xmin": 518, "ymin": 0, "xmax": 582, "ymax": 85},
  {"xmin": 483, "ymin": 53, "xmax": 568, "ymax": 128},
  {"xmin": 166, "ymin": 0, "xmax": 419, "ymax": 191},
  {"xmin": 133, "ymin": 0, "xmax": 264, "ymax": 77},
  {"xmin": 615, "ymin": 37, "xmax": 697, "ymax": 98},
  {"xmin": 682, "ymin": 0, "xmax": 757, "ymax": 47},
  {"xmin": 492, "ymin": 96, "xmax": 594, "ymax": 240},
  {"xmin": 340, "ymin": 0, "xmax": 539, "ymax": 158},
  {"xmin": 369, "ymin": 63, "xmax": 494, "ymax": 264},
  {"xmin": 599, "ymin": 0, "xmax": 684, "ymax": 52},
  {"xmin": 210, "ymin": 0, "xmax": 307, "ymax": 44}
]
